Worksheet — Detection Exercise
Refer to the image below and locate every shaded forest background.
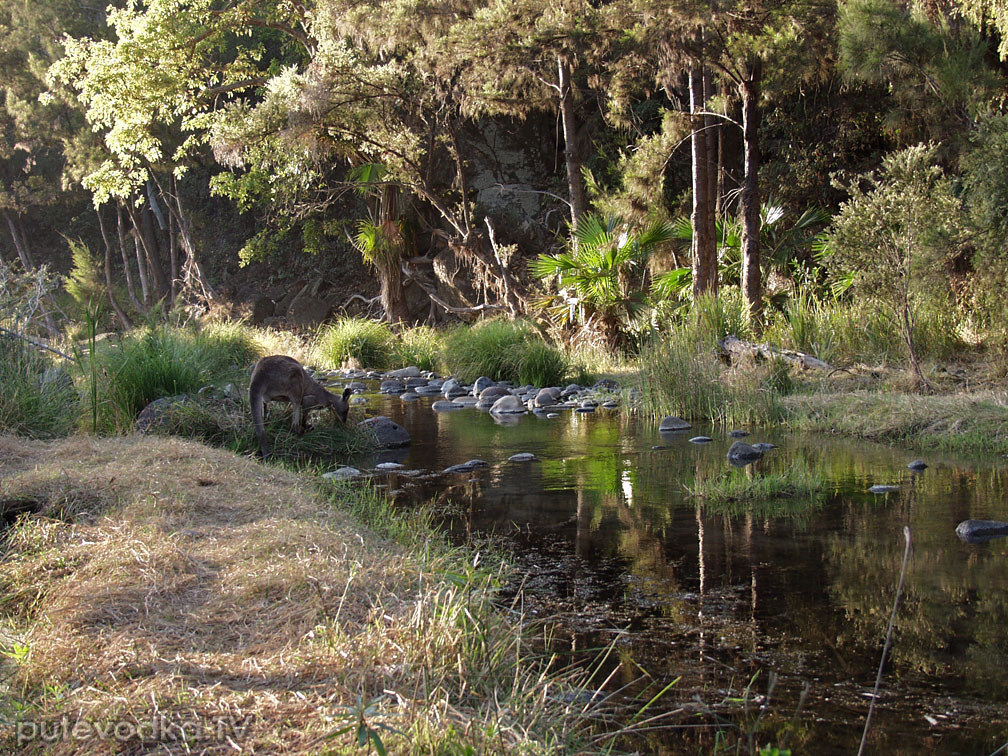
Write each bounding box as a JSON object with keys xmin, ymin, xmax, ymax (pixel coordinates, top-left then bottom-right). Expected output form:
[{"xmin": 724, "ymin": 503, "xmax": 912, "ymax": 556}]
[{"xmin": 3, "ymin": 0, "xmax": 1008, "ymax": 359}]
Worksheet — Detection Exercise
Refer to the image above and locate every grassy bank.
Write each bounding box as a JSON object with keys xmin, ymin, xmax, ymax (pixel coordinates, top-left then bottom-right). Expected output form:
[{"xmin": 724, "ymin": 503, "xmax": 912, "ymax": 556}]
[
  {"xmin": 0, "ymin": 435, "xmax": 608, "ymax": 755},
  {"xmin": 780, "ymin": 389, "xmax": 1008, "ymax": 455}
]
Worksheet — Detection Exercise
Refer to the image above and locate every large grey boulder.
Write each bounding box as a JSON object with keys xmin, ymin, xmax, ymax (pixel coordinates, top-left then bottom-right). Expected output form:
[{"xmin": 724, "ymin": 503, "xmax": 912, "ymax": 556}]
[
  {"xmin": 476, "ymin": 385, "xmax": 512, "ymax": 409},
  {"xmin": 287, "ymin": 294, "xmax": 331, "ymax": 328},
  {"xmin": 472, "ymin": 376, "xmax": 496, "ymax": 396},
  {"xmin": 358, "ymin": 416, "xmax": 411, "ymax": 448},
  {"xmin": 956, "ymin": 520, "xmax": 1008, "ymax": 543},
  {"xmin": 534, "ymin": 387, "xmax": 562, "ymax": 408},
  {"xmin": 386, "ymin": 366, "xmax": 421, "ymax": 379},
  {"xmin": 135, "ymin": 394, "xmax": 193, "ymax": 434},
  {"xmin": 490, "ymin": 395, "xmax": 526, "ymax": 414}
]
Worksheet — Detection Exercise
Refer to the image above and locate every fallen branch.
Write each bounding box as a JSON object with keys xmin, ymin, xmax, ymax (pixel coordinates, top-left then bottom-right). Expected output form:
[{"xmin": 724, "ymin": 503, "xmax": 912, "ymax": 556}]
[
  {"xmin": 717, "ymin": 334, "xmax": 833, "ymax": 371},
  {"xmin": 0, "ymin": 326, "xmax": 75, "ymax": 361}
]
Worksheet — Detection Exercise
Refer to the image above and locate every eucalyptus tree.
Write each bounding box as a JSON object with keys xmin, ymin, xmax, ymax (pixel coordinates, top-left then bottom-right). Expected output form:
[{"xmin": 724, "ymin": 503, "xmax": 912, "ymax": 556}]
[
  {"xmin": 608, "ymin": 0, "xmax": 719, "ymax": 298},
  {"xmin": 48, "ymin": 0, "xmax": 312, "ymax": 310},
  {"xmin": 440, "ymin": 0, "xmax": 605, "ymax": 235}
]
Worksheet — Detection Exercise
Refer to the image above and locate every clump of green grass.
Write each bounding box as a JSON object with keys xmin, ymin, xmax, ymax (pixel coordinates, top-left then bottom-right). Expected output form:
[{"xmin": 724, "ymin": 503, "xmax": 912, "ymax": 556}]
[
  {"xmin": 781, "ymin": 389, "xmax": 1008, "ymax": 455},
  {"xmin": 141, "ymin": 392, "xmax": 372, "ymax": 459},
  {"xmin": 640, "ymin": 335, "xmax": 783, "ymax": 427},
  {"xmin": 686, "ymin": 461, "xmax": 829, "ymax": 522},
  {"xmin": 314, "ymin": 317, "xmax": 394, "ymax": 369},
  {"xmin": 87, "ymin": 324, "xmax": 262, "ymax": 433},
  {"xmin": 441, "ymin": 319, "xmax": 569, "ymax": 384},
  {"xmin": 389, "ymin": 325, "xmax": 442, "ymax": 372},
  {"xmin": 0, "ymin": 334, "xmax": 79, "ymax": 439},
  {"xmin": 686, "ymin": 461, "xmax": 827, "ymax": 503},
  {"xmin": 764, "ymin": 293, "xmax": 965, "ymax": 368}
]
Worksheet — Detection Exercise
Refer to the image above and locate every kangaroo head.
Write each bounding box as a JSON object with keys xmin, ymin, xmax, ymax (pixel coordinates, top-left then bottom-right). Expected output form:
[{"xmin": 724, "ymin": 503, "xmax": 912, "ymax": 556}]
[{"xmin": 328, "ymin": 386, "xmax": 353, "ymax": 424}]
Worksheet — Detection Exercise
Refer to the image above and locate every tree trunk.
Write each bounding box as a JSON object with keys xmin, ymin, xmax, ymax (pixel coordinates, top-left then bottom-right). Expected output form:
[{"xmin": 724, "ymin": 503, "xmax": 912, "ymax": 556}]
[
  {"xmin": 4, "ymin": 209, "xmax": 57, "ymax": 336},
  {"xmin": 4, "ymin": 210, "xmax": 37, "ymax": 270},
  {"xmin": 137, "ymin": 203, "xmax": 170, "ymax": 301},
  {"xmin": 558, "ymin": 55, "xmax": 587, "ymax": 234},
  {"xmin": 169, "ymin": 175, "xmax": 215, "ymax": 303},
  {"xmin": 740, "ymin": 61, "xmax": 763, "ymax": 330},
  {"xmin": 703, "ymin": 67, "xmax": 719, "ymax": 257},
  {"xmin": 690, "ymin": 66, "xmax": 717, "ymax": 297},
  {"xmin": 97, "ymin": 208, "xmax": 134, "ymax": 330},
  {"xmin": 116, "ymin": 204, "xmax": 145, "ymax": 313}
]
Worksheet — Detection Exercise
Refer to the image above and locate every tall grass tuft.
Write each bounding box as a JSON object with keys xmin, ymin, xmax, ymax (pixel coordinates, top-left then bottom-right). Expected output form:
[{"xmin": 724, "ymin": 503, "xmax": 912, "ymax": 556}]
[
  {"xmin": 90, "ymin": 324, "xmax": 262, "ymax": 432},
  {"xmin": 314, "ymin": 317, "xmax": 393, "ymax": 369},
  {"xmin": 642, "ymin": 290, "xmax": 782, "ymax": 426},
  {"xmin": 440, "ymin": 319, "xmax": 569, "ymax": 384},
  {"xmin": 766, "ymin": 292, "xmax": 965, "ymax": 368},
  {"xmin": 389, "ymin": 325, "xmax": 442, "ymax": 372},
  {"xmin": 0, "ymin": 334, "xmax": 79, "ymax": 438}
]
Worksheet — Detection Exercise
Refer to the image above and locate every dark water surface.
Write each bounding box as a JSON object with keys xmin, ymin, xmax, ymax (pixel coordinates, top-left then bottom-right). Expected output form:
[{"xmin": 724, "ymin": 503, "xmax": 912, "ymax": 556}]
[{"xmin": 352, "ymin": 392, "xmax": 1008, "ymax": 754}]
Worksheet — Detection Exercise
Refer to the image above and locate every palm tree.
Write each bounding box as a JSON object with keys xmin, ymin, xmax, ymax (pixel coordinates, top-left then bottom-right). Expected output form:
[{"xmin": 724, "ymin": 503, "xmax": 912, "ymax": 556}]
[
  {"xmin": 653, "ymin": 200, "xmax": 830, "ymax": 304},
  {"xmin": 531, "ymin": 214, "xmax": 674, "ymax": 348}
]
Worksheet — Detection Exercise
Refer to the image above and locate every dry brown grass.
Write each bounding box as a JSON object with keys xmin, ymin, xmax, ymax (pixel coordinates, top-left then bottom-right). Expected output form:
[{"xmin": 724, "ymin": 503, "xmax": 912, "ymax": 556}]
[{"xmin": 0, "ymin": 435, "xmax": 599, "ymax": 755}]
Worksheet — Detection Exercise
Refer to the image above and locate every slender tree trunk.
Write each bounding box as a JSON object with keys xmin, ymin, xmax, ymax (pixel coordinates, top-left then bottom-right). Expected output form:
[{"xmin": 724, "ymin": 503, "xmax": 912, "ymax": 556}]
[
  {"xmin": 96, "ymin": 208, "xmax": 134, "ymax": 330},
  {"xmin": 137, "ymin": 204, "xmax": 170, "ymax": 300},
  {"xmin": 5, "ymin": 209, "xmax": 58, "ymax": 336},
  {"xmin": 4, "ymin": 210, "xmax": 36, "ymax": 270},
  {"xmin": 690, "ymin": 66, "xmax": 716, "ymax": 297},
  {"xmin": 168, "ymin": 176, "xmax": 215, "ymax": 302},
  {"xmin": 558, "ymin": 55, "xmax": 587, "ymax": 233},
  {"xmin": 703, "ymin": 67, "xmax": 719, "ymax": 262},
  {"xmin": 116, "ymin": 204, "xmax": 144, "ymax": 313},
  {"xmin": 740, "ymin": 61, "xmax": 763, "ymax": 330}
]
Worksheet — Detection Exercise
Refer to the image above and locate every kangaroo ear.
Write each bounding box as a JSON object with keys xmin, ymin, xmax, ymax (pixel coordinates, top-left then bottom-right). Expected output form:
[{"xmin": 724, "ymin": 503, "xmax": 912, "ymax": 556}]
[{"xmin": 342, "ymin": 387, "xmax": 353, "ymax": 401}]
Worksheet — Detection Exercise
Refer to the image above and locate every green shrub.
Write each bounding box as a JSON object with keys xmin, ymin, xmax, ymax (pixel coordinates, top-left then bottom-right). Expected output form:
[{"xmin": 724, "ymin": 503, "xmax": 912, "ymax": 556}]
[
  {"xmin": 389, "ymin": 325, "xmax": 442, "ymax": 372},
  {"xmin": 0, "ymin": 335, "xmax": 79, "ymax": 438},
  {"xmin": 441, "ymin": 319, "xmax": 569, "ymax": 385},
  {"xmin": 314, "ymin": 318, "xmax": 393, "ymax": 369},
  {"xmin": 90, "ymin": 324, "xmax": 261, "ymax": 432}
]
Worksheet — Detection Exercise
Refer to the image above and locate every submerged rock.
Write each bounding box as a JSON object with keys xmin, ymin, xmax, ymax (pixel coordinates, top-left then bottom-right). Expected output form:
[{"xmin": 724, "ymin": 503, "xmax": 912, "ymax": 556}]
[
  {"xmin": 728, "ymin": 429, "xmax": 750, "ymax": 438},
  {"xmin": 358, "ymin": 416, "xmax": 411, "ymax": 448},
  {"xmin": 432, "ymin": 400, "xmax": 464, "ymax": 411},
  {"xmin": 659, "ymin": 416, "xmax": 691, "ymax": 432},
  {"xmin": 908, "ymin": 459, "xmax": 928, "ymax": 472},
  {"xmin": 443, "ymin": 459, "xmax": 489, "ymax": 474},
  {"xmin": 508, "ymin": 452, "xmax": 538, "ymax": 462},
  {"xmin": 751, "ymin": 442, "xmax": 777, "ymax": 452},
  {"xmin": 955, "ymin": 519, "xmax": 1008, "ymax": 543},
  {"xmin": 868, "ymin": 484, "xmax": 900, "ymax": 494},
  {"xmin": 727, "ymin": 441, "xmax": 763, "ymax": 465},
  {"xmin": 490, "ymin": 395, "xmax": 526, "ymax": 415},
  {"xmin": 689, "ymin": 436, "xmax": 713, "ymax": 444}
]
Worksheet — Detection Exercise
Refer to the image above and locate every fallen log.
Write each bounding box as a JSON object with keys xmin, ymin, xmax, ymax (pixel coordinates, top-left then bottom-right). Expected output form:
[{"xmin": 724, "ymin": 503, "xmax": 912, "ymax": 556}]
[{"xmin": 717, "ymin": 334, "xmax": 833, "ymax": 372}]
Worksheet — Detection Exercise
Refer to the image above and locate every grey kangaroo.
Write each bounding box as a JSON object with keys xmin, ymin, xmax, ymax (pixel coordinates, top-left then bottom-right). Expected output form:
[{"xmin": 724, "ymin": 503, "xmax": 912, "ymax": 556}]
[{"xmin": 249, "ymin": 355, "xmax": 352, "ymax": 458}]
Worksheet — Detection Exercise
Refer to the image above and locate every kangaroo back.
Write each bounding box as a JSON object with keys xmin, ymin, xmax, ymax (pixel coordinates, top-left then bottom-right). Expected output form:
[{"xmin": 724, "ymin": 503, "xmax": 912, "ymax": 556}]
[
  {"xmin": 250, "ymin": 355, "xmax": 351, "ymax": 458},
  {"xmin": 250, "ymin": 355, "xmax": 305, "ymax": 458}
]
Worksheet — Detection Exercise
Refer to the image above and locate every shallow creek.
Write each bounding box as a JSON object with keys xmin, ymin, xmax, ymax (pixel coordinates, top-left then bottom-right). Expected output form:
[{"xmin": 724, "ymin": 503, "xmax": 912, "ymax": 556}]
[{"xmin": 346, "ymin": 387, "xmax": 1008, "ymax": 754}]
